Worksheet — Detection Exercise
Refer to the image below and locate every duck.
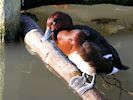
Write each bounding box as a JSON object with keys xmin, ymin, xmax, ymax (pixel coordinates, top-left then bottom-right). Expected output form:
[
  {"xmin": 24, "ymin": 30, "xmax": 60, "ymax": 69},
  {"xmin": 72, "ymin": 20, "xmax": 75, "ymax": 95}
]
[{"xmin": 42, "ymin": 11, "xmax": 128, "ymax": 91}]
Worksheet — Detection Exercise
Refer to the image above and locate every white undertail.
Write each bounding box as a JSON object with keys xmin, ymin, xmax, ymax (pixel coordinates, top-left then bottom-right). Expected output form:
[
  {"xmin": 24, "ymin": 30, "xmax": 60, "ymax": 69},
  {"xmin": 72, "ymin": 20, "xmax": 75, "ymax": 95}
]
[{"xmin": 68, "ymin": 52, "xmax": 95, "ymax": 76}]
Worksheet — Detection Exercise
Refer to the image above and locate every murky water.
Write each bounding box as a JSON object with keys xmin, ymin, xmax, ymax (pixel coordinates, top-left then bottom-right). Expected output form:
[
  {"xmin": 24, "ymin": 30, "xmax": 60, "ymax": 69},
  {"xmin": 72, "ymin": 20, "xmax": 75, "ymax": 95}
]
[
  {"xmin": 3, "ymin": 43, "xmax": 79, "ymax": 100},
  {"xmin": 1, "ymin": 4, "xmax": 133, "ymax": 100}
]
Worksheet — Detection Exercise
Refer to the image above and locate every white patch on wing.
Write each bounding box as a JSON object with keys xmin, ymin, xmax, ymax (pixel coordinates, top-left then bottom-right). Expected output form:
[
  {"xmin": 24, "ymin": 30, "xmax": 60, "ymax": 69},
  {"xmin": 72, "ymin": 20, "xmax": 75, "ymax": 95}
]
[
  {"xmin": 68, "ymin": 52, "xmax": 94, "ymax": 76},
  {"xmin": 103, "ymin": 54, "xmax": 120, "ymax": 75},
  {"xmin": 108, "ymin": 67, "xmax": 119, "ymax": 75},
  {"xmin": 103, "ymin": 54, "xmax": 113, "ymax": 59}
]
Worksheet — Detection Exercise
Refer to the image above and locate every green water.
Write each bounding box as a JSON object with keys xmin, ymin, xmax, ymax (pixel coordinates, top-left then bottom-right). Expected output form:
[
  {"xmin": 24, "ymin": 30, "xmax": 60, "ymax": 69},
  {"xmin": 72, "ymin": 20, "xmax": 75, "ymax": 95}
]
[{"xmin": 1, "ymin": 4, "xmax": 133, "ymax": 100}]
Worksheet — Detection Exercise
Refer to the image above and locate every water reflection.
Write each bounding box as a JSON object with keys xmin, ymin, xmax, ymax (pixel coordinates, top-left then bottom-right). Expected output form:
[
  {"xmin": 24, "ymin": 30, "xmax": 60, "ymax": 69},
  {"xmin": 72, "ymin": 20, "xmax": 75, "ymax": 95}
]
[{"xmin": 0, "ymin": 43, "xmax": 5, "ymax": 100}]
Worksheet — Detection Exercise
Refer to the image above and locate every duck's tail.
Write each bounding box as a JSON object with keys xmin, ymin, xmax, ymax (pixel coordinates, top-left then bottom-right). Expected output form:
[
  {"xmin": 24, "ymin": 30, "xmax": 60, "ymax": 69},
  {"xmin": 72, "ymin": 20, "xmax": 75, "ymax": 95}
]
[
  {"xmin": 108, "ymin": 65, "xmax": 129, "ymax": 75},
  {"xmin": 121, "ymin": 65, "xmax": 129, "ymax": 70}
]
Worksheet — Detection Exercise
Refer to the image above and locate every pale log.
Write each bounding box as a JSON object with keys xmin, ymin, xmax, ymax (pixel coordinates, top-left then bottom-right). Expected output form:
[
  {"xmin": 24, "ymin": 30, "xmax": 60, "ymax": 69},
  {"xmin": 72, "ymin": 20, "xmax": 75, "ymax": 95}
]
[{"xmin": 21, "ymin": 15, "xmax": 104, "ymax": 100}]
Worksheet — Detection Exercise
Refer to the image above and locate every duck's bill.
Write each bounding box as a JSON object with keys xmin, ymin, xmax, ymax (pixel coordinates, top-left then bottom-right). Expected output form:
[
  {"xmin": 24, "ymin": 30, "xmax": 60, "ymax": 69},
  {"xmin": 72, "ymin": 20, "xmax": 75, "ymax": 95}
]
[{"xmin": 42, "ymin": 27, "xmax": 53, "ymax": 41}]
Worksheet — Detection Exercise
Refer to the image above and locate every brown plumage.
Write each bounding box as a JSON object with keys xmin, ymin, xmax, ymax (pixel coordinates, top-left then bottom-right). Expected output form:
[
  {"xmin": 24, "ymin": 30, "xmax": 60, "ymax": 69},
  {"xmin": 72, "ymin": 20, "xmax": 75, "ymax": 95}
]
[{"xmin": 42, "ymin": 11, "xmax": 128, "ymax": 76}]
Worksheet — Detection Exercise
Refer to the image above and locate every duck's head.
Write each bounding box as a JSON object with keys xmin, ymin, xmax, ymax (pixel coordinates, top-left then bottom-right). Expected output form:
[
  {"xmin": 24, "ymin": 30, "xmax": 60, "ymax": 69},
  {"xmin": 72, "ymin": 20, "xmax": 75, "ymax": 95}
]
[{"xmin": 43, "ymin": 11, "xmax": 73, "ymax": 41}]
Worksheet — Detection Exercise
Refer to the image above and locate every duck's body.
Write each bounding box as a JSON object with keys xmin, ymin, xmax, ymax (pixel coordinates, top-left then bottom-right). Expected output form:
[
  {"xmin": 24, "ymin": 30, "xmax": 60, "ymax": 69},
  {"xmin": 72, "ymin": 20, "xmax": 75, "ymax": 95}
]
[
  {"xmin": 42, "ymin": 12, "xmax": 128, "ymax": 90},
  {"xmin": 51, "ymin": 24, "xmax": 127, "ymax": 75}
]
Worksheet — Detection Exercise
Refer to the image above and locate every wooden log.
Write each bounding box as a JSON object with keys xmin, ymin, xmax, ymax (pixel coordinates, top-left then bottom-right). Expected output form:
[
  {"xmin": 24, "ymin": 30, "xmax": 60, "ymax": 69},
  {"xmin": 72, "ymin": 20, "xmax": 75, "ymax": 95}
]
[{"xmin": 21, "ymin": 15, "xmax": 104, "ymax": 100}]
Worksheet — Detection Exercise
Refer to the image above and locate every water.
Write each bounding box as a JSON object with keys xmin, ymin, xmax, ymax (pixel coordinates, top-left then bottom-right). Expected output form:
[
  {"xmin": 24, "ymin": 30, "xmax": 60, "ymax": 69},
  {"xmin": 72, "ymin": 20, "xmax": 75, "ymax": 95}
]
[
  {"xmin": 29, "ymin": 4, "xmax": 133, "ymax": 30},
  {"xmin": 98, "ymin": 31, "xmax": 133, "ymax": 100},
  {"xmin": 3, "ymin": 43, "xmax": 79, "ymax": 100},
  {"xmin": 1, "ymin": 4, "xmax": 133, "ymax": 100}
]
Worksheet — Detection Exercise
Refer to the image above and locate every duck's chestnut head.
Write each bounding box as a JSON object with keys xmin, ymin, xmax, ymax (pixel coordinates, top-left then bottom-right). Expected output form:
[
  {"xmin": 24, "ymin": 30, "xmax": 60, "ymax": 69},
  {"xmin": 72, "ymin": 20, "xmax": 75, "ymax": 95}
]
[{"xmin": 42, "ymin": 11, "xmax": 73, "ymax": 41}]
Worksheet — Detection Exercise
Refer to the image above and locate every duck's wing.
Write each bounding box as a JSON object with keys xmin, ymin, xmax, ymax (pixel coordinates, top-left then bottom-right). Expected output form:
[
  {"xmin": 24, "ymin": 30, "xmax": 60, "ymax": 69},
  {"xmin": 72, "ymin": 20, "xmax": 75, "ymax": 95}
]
[
  {"xmin": 74, "ymin": 25, "xmax": 111, "ymax": 52},
  {"xmin": 74, "ymin": 25, "xmax": 128, "ymax": 70}
]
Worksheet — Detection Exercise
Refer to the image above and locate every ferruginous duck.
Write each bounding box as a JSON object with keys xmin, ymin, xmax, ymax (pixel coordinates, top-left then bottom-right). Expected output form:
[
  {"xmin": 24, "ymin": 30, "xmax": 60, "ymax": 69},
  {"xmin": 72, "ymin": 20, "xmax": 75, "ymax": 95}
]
[{"xmin": 42, "ymin": 11, "xmax": 128, "ymax": 92}]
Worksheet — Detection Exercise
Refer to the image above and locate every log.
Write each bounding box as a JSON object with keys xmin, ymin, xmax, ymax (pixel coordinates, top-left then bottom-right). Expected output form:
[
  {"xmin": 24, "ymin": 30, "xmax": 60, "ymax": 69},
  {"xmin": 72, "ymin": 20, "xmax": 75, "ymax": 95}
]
[
  {"xmin": 21, "ymin": 15, "xmax": 104, "ymax": 100},
  {"xmin": 21, "ymin": 0, "xmax": 133, "ymax": 10}
]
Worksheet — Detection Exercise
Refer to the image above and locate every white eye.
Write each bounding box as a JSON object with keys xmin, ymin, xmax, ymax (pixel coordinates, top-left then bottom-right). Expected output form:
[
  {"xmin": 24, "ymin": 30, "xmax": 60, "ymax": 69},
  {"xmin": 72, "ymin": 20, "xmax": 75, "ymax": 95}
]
[{"xmin": 52, "ymin": 21, "xmax": 56, "ymax": 25}]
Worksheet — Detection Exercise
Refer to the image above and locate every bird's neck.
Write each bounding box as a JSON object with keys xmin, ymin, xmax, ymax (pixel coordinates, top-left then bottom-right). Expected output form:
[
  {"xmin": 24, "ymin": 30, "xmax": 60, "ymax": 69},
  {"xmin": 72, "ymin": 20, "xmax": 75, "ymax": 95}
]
[{"xmin": 52, "ymin": 25, "xmax": 75, "ymax": 41}]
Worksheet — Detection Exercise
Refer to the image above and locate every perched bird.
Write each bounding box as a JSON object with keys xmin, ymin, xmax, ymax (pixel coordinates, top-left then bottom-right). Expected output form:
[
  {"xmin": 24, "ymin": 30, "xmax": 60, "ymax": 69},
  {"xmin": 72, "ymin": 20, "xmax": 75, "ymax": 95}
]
[{"xmin": 42, "ymin": 11, "xmax": 128, "ymax": 90}]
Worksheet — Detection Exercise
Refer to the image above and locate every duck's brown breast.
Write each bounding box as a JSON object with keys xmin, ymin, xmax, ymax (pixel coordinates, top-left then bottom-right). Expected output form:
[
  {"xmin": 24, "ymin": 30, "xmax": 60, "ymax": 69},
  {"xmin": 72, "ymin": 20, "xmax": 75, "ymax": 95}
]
[{"xmin": 55, "ymin": 29, "xmax": 87, "ymax": 56}]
